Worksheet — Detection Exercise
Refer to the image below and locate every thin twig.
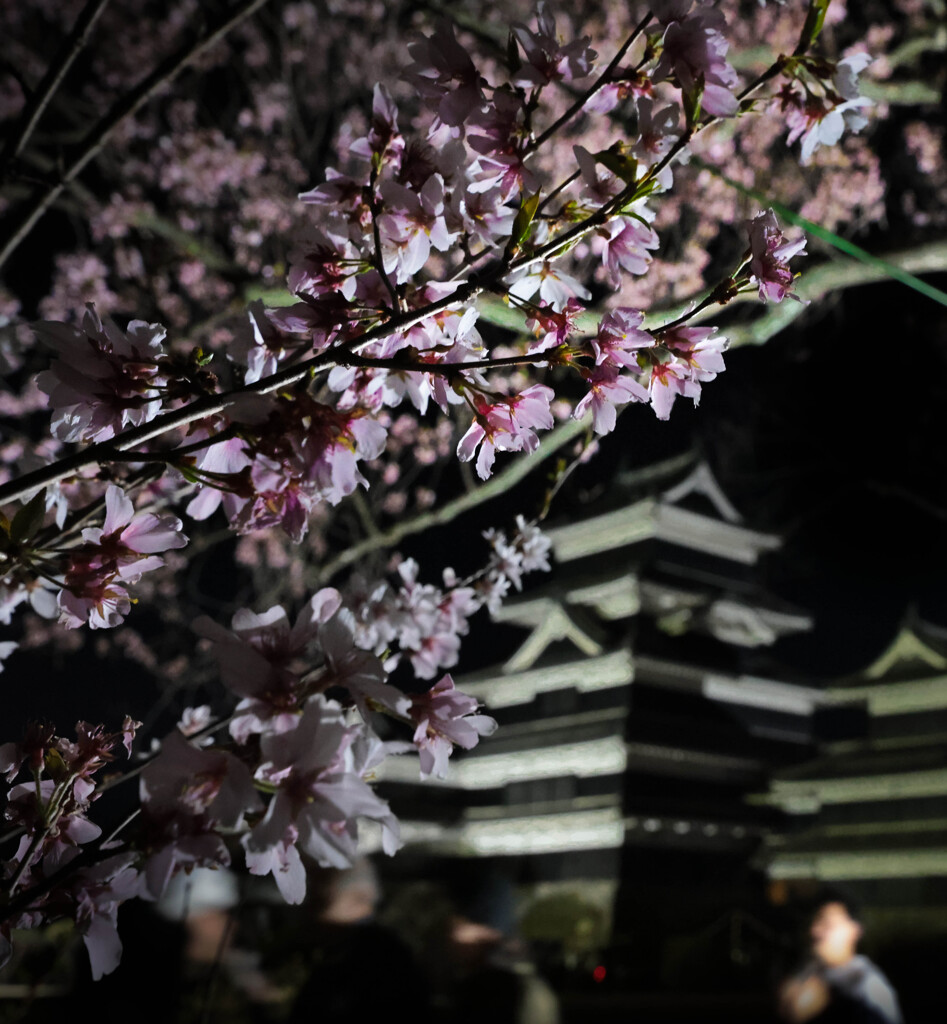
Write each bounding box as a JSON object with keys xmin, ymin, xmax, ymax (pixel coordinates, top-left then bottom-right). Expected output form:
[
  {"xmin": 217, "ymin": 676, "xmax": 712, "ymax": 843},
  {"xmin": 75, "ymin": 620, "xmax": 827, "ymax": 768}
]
[
  {"xmin": 0, "ymin": 0, "xmax": 273, "ymax": 272},
  {"xmin": 1, "ymin": 0, "xmax": 113, "ymax": 167},
  {"xmin": 339, "ymin": 349, "xmax": 556, "ymax": 375},
  {"xmin": 312, "ymin": 414, "xmax": 591, "ymax": 584},
  {"xmin": 369, "ymin": 167, "xmax": 403, "ymax": 313},
  {"xmin": 526, "ymin": 12, "xmax": 653, "ymax": 155},
  {"xmin": 199, "ymin": 914, "xmax": 237, "ymax": 1024},
  {"xmin": 0, "ymin": 281, "xmax": 483, "ymax": 507}
]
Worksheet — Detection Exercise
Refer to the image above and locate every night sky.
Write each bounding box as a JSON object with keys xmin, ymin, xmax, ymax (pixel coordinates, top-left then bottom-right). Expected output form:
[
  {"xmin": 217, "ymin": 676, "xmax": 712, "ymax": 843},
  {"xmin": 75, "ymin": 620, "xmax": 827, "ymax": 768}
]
[{"xmin": 700, "ymin": 274, "xmax": 947, "ymax": 678}]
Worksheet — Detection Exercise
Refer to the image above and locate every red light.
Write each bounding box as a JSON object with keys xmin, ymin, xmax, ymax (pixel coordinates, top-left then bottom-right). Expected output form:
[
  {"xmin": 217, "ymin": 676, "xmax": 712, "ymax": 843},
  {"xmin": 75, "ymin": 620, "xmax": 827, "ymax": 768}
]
[{"xmin": 592, "ymin": 965, "xmax": 606, "ymax": 983}]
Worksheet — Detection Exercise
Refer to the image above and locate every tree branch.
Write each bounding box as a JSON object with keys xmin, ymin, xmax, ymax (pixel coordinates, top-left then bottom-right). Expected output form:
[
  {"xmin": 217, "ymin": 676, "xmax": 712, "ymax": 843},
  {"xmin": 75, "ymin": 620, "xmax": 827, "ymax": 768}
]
[
  {"xmin": 525, "ymin": 12, "xmax": 653, "ymax": 155},
  {"xmin": 0, "ymin": 0, "xmax": 273, "ymax": 272},
  {"xmin": 312, "ymin": 414, "xmax": 591, "ymax": 584},
  {"xmin": 0, "ymin": 0, "xmax": 113, "ymax": 167},
  {"xmin": 0, "ymin": 278, "xmax": 483, "ymax": 507}
]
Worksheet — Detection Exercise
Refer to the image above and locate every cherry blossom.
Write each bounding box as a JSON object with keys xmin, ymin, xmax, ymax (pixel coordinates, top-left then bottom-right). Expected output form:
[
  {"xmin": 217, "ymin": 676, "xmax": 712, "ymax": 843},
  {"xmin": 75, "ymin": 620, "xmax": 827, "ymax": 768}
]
[
  {"xmin": 350, "ymin": 84, "xmax": 404, "ymax": 169},
  {"xmin": 781, "ymin": 54, "xmax": 873, "ymax": 164},
  {"xmin": 34, "ymin": 305, "xmax": 169, "ymax": 444},
  {"xmin": 590, "ymin": 308, "xmax": 655, "ymax": 369},
  {"xmin": 195, "ymin": 590, "xmax": 341, "ymax": 742},
  {"xmin": 378, "ymin": 175, "xmax": 457, "ymax": 284},
  {"xmin": 594, "ymin": 213, "xmax": 660, "ymax": 286},
  {"xmin": 746, "ymin": 209, "xmax": 807, "ymax": 303},
  {"xmin": 139, "ymin": 729, "xmax": 262, "ymax": 898},
  {"xmin": 457, "ymin": 384, "xmax": 555, "ymax": 480},
  {"xmin": 525, "ymin": 298, "xmax": 586, "ymax": 354},
  {"xmin": 58, "ymin": 485, "xmax": 187, "ymax": 630},
  {"xmin": 0, "ymin": 0, "xmax": 863, "ymax": 984},
  {"xmin": 508, "ymin": 261, "xmax": 592, "ymax": 312},
  {"xmin": 409, "ymin": 674, "xmax": 497, "ymax": 779},
  {"xmin": 72, "ymin": 855, "xmax": 140, "ymax": 980},
  {"xmin": 660, "ymin": 325, "xmax": 728, "ymax": 384},
  {"xmin": 646, "ymin": 354, "xmax": 701, "ymax": 420},
  {"xmin": 510, "ymin": 4, "xmax": 597, "ymax": 87},
  {"xmin": 652, "ymin": 2, "xmax": 740, "ymax": 117},
  {"xmin": 405, "ymin": 20, "xmax": 487, "ymax": 128},
  {"xmin": 245, "ymin": 696, "xmax": 401, "ymax": 888},
  {"xmin": 574, "ymin": 363, "xmax": 649, "ymax": 435}
]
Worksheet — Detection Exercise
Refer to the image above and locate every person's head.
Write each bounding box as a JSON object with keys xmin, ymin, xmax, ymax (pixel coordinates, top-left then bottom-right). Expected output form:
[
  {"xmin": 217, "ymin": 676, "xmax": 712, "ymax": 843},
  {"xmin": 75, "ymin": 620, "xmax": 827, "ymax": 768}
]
[
  {"xmin": 312, "ymin": 856, "xmax": 381, "ymax": 924},
  {"xmin": 809, "ymin": 891, "xmax": 863, "ymax": 967}
]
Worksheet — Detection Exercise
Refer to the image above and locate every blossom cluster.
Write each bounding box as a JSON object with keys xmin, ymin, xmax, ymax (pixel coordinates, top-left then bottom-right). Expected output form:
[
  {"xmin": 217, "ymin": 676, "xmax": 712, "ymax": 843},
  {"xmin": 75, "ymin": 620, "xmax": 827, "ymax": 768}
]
[
  {"xmin": 1, "ymin": 1, "xmax": 818, "ymax": 635},
  {"xmin": 1, "ymin": 578, "xmax": 499, "ymax": 976},
  {"xmin": 1, "ymin": 719, "xmax": 140, "ymax": 979},
  {"xmin": 0, "ymin": 0, "xmax": 872, "ymax": 983},
  {"xmin": 346, "ymin": 515, "xmax": 552, "ymax": 675}
]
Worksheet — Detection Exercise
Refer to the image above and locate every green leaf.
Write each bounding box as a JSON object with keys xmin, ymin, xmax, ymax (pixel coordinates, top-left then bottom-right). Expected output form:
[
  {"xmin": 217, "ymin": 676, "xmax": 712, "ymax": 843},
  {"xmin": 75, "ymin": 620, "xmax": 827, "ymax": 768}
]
[
  {"xmin": 796, "ymin": 0, "xmax": 832, "ymax": 56},
  {"xmin": 506, "ymin": 29, "xmax": 521, "ymax": 74},
  {"xmin": 509, "ymin": 192, "xmax": 541, "ymax": 251},
  {"xmin": 682, "ymin": 80, "xmax": 703, "ymax": 130},
  {"xmin": 619, "ymin": 178, "xmax": 660, "ymax": 214},
  {"xmin": 44, "ymin": 747, "xmax": 67, "ymax": 778},
  {"xmin": 10, "ymin": 491, "xmax": 46, "ymax": 545},
  {"xmin": 593, "ymin": 148, "xmax": 638, "ymax": 185},
  {"xmin": 242, "ymin": 286, "xmax": 295, "ymax": 306},
  {"xmin": 175, "ymin": 463, "xmax": 202, "ymax": 485}
]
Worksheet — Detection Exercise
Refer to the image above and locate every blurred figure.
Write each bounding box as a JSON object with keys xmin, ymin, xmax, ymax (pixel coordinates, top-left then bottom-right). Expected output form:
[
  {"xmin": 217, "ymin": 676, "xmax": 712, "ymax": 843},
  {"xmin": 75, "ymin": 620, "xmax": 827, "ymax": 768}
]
[
  {"xmin": 440, "ymin": 867, "xmax": 559, "ymax": 1024},
  {"xmin": 380, "ymin": 865, "xmax": 559, "ymax": 1024},
  {"xmin": 778, "ymin": 891, "xmax": 902, "ymax": 1024},
  {"xmin": 157, "ymin": 865, "xmax": 290, "ymax": 1011},
  {"xmin": 447, "ymin": 912, "xmax": 560, "ymax": 1024},
  {"xmin": 286, "ymin": 857, "xmax": 432, "ymax": 1024}
]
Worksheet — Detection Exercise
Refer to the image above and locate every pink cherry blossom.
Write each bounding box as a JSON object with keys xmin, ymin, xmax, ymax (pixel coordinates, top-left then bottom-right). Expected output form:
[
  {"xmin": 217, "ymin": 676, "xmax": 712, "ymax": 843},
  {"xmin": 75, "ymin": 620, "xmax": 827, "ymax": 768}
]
[
  {"xmin": 590, "ymin": 308, "xmax": 655, "ymax": 369},
  {"xmin": 34, "ymin": 304, "xmax": 169, "ymax": 444},
  {"xmin": 653, "ymin": 3, "xmax": 739, "ymax": 117},
  {"xmin": 405, "ymin": 19, "xmax": 487, "ymax": 127},
  {"xmin": 318, "ymin": 607, "xmax": 411, "ymax": 717},
  {"xmin": 511, "ymin": 4, "xmax": 597, "ymax": 87},
  {"xmin": 58, "ymin": 484, "xmax": 187, "ymax": 630},
  {"xmin": 378, "ymin": 175, "xmax": 457, "ymax": 284},
  {"xmin": 593, "ymin": 213, "xmax": 660, "ymax": 286},
  {"xmin": 508, "ymin": 261, "xmax": 592, "ymax": 311},
  {"xmin": 746, "ymin": 209, "xmax": 807, "ymax": 303},
  {"xmin": 184, "ymin": 433, "xmax": 252, "ymax": 522},
  {"xmin": 84, "ymin": 484, "xmax": 188, "ymax": 566},
  {"xmin": 349, "ymin": 84, "xmax": 404, "ymax": 169},
  {"xmin": 661, "ymin": 325, "xmax": 728, "ymax": 382},
  {"xmin": 646, "ymin": 355, "xmax": 701, "ymax": 420},
  {"xmin": 139, "ymin": 730, "xmax": 262, "ymax": 899},
  {"xmin": 574, "ymin": 364, "xmax": 649, "ymax": 435},
  {"xmin": 245, "ymin": 696, "xmax": 400, "ymax": 891},
  {"xmin": 229, "ymin": 394, "xmax": 388, "ymax": 541},
  {"xmin": 467, "ymin": 87, "xmax": 535, "ymax": 200},
  {"xmin": 525, "ymin": 297, "xmax": 585, "ymax": 353},
  {"xmin": 195, "ymin": 589, "xmax": 341, "ymax": 742},
  {"xmin": 71, "ymin": 854, "xmax": 140, "ymax": 980},
  {"xmin": 457, "ymin": 384, "xmax": 554, "ymax": 480},
  {"xmin": 409, "ymin": 674, "xmax": 496, "ymax": 779},
  {"xmin": 780, "ymin": 54, "xmax": 872, "ymax": 164},
  {"xmin": 141, "ymin": 729, "xmax": 262, "ymax": 829}
]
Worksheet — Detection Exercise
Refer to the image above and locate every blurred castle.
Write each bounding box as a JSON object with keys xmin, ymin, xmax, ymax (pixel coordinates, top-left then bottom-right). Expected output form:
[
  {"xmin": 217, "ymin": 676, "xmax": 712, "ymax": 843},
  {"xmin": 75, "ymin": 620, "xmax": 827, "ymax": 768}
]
[{"xmin": 374, "ymin": 454, "xmax": 947, "ymax": 1002}]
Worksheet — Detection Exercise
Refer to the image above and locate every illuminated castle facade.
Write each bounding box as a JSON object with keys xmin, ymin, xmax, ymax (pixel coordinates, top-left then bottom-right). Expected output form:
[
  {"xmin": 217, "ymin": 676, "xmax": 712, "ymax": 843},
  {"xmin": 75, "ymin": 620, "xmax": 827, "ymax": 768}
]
[{"xmin": 376, "ymin": 458, "xmax": 821, "ymax": 963}]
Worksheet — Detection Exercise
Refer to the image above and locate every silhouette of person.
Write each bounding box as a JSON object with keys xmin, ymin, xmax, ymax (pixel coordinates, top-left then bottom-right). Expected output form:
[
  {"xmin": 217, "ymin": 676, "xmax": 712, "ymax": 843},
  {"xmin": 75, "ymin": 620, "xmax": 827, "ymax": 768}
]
[
  {"xmin": 778, "ymin": 891, "xmax": 902, "ymax": 1024},
  {"xmin": 286, "ymin": 857, "xmax": 432, "ymax": 1024}
]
